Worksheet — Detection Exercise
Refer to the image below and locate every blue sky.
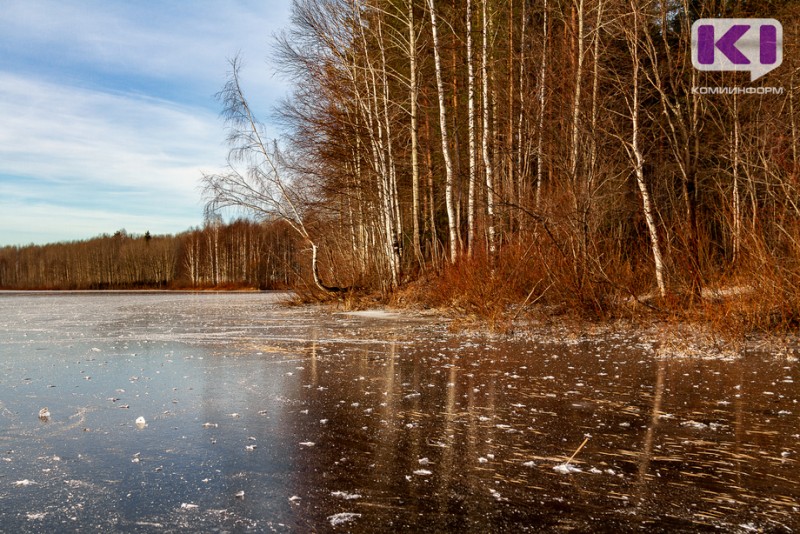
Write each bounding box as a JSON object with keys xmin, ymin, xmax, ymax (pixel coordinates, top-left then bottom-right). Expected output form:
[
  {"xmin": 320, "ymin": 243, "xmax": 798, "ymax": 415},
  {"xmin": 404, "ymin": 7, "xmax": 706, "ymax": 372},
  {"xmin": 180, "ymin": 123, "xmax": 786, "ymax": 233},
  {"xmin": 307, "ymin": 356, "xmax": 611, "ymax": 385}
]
[{"xmin": 0, "ymin": 1, "xmax": 292, "ymax": 246}]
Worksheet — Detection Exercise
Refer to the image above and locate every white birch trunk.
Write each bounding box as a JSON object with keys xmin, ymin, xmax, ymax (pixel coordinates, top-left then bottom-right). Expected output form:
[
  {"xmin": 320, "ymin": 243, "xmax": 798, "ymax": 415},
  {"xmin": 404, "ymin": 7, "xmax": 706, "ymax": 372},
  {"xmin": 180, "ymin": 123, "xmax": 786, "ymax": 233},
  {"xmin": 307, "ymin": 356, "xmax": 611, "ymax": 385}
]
[
  {"xmin": 630, "ymin": 3, "xmax": 666, "ymax": 298},
  {"xmin": 570, "ymin": 0, "xmax": 585, "ymax": 189},
  {"xmin": 516, "ymin": 0, "xmax": 527, "ymax": 211},
  {"xmin": 467, "ymin": 0, "xmax": 478, "ymax": 256},
  {"xmin": 427, "ymin": 0, "xmax": 459, "ymax": 263},
  {"xmin": 408, "ymin": 0, "xmax": 422, "ymax": 264},
  {"xmin": 377, "ymin": 17, "xmax": 401, "ymax": 286},
  {"xmin": 482, "ymin": 0, "xmax": 496, "ymax": 256},
  {"xmin": 535, "ymin": 0, "xmax": 548, "ymax": 209},
  {"xmin": 589, "ymin": 0, "xmax": 604, "ymax": 192}
]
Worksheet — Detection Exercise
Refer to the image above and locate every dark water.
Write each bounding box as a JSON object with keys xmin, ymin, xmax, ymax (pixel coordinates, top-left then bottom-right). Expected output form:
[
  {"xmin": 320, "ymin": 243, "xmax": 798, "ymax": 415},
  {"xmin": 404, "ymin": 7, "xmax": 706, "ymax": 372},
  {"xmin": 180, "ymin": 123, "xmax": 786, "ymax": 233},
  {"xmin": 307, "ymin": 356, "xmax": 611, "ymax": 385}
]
[{"xmin": 0, "ymin": 292, "xmax": 797, "ymax": 532}]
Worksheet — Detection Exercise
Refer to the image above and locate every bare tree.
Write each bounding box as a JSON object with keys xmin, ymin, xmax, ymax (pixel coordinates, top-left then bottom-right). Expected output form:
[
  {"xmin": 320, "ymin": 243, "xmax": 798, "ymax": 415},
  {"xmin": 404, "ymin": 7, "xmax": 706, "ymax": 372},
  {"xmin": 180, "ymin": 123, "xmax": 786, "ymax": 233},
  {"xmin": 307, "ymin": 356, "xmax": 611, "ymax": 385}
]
[
  {"xmin": 621, "ymin": 0, "xmax": 666, "ymax": 298},
  {"xmin": 426, "ymin": 0, "xmax": 459, "ymax": 263},
  {"xmin": 467, "ymin": 0, "xmax": 478, "ymax": 256},
  {"xmin": 408, "ymin": 0, "xmax": 422, "ymax": 265},
  {"xmin": 535, "ymin": 0, "xmax": 549, "ymax": 209},
  {"xmin": 481, "ymin": 0, "xmax": 496, "ymax": 256},
  {"xmin": 202, "ymin": 57, "xmax": 339, "ymax": 293}
]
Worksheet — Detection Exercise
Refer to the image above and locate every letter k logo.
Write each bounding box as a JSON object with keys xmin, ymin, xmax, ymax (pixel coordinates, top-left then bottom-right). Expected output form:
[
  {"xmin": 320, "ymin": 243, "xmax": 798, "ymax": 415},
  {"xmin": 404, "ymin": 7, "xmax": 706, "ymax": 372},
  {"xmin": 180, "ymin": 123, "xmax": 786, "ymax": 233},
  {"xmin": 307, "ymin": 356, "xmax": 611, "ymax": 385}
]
[
  {"xmin": 692, "ymin": 19, "xmax": 783, "ymax": 81},
  {"xmin": 697, "ymin": 24, "xmax": 750, "ymax": 65}
]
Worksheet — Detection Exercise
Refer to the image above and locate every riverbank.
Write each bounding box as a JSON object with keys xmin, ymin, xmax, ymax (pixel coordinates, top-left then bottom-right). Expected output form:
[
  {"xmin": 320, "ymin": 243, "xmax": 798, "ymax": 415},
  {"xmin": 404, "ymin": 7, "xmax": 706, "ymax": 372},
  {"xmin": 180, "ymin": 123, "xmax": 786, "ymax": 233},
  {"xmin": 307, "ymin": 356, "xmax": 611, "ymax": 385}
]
[{"xmin": 289, "ymin": 271, "xmax": 800, "ymax": 358}]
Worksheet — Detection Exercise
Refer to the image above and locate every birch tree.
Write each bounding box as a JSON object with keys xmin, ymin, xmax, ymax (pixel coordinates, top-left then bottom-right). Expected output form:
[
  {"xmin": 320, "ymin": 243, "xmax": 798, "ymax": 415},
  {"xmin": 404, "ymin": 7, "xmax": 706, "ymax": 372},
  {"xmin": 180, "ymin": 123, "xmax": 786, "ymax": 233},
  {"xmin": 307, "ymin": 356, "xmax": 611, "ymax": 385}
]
[
  {"xmin": 426, "ymin": 0, "xmax": 459, "ymax": 263},
  {"xmin": 202, "ymin": 57, "xmax": 340, "ymax": 293},
  {"xmin": 467, "ymin": 0, "xmax": 478, "ymax": 255},
  {"xmin": 535, "ymin": 0, "xmax": 548, "ymax": 209},
  {"xmin": 482, "ymin": 0, "xmax": 496, "ymax": 256},
  {"xmin": 408, "ymin": 0, "xmax": 422, "ymax": 264},
  {"xmin": 623, "ymin": 0, "xmax": 666, "ymax": 298}
]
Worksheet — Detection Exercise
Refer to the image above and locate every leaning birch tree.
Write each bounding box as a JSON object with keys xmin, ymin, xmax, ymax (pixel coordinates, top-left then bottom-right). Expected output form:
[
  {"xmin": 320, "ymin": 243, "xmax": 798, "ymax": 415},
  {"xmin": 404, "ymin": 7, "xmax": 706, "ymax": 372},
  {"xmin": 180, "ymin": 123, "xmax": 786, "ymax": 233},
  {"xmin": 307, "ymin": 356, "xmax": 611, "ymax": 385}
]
[
  {"xmin": 202, "ymin": 57, "xmax": 341, "ymax": 293},
  {"xmin": 622, "ymin": 1, "xmax": 667, "ymax": 298}
]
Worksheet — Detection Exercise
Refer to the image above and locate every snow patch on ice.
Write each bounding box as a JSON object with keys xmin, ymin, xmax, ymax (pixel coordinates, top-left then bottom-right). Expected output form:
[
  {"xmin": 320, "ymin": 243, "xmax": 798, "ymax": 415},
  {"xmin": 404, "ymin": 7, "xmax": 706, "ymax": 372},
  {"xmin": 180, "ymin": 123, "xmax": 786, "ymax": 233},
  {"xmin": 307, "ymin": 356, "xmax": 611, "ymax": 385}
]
[
  {"xmin": 329, "ymin": 512, "xmax": 361, "ymax": 526},
  {"xmin": 331, "ymin": 491, "xmax": 362, "ymax": 500},
  {"xmin": 681, "ymin": 420, "xmax": 726, "ymax": 431},
  {"xmin": 553, "ymin": 463, "xmax": 582, "ymax": 474}
]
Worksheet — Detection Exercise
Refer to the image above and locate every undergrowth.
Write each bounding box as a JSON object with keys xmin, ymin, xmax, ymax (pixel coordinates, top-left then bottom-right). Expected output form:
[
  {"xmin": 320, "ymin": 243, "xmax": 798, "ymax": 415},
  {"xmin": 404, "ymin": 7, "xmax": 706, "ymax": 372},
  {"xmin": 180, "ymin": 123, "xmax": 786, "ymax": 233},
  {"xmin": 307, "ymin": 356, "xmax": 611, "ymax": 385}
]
[{"xmin": 288, "ymin": 235, "xmax": 800, "ymax": 340}]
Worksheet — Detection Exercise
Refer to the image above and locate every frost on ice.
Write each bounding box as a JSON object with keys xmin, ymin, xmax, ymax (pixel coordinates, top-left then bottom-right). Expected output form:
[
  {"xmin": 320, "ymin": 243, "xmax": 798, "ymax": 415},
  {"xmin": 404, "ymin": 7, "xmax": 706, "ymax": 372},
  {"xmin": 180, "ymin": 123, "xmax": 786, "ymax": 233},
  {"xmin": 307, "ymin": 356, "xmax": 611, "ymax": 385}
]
[
  {"xmin": 553, "ymin": 463, "xmax": 582, "ymax": 474},
  {"xmin": 328, "ymin": 512, "xmax": 362, "ymax": 526},
  {"xmin": 331, "ymin": 491, "xmax": 362, "ymax": 500}
]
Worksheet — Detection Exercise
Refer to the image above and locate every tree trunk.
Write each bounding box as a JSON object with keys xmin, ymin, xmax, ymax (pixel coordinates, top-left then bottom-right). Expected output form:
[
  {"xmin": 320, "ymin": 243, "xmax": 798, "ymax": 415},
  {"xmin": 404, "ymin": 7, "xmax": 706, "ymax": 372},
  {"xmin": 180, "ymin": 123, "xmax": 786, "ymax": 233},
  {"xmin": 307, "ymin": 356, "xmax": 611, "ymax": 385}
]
[
  {"xmin": 629, "ymin": 2, "xmax": 666, "ymax": 298},
  {"xmin": 535, "ymin": 0, "xmax": 548, "ymax": 209},
  {"xmin": 482, "ymin": 0, "xmax": 496, "ymax": 256},
  {"xmin": 732, "ymin": 93, "xmax": 741, "ymax": 265},
  {"xmin": 408, "ymin": 0, "xmax": 422, "ymax": 265},
  {"xmin": 427, "ymin": 0, "xmax": 459, "ymax": 263},
  {"xmin": 467, "ymin": 0, "xmax": 478, "ymax": 256}
]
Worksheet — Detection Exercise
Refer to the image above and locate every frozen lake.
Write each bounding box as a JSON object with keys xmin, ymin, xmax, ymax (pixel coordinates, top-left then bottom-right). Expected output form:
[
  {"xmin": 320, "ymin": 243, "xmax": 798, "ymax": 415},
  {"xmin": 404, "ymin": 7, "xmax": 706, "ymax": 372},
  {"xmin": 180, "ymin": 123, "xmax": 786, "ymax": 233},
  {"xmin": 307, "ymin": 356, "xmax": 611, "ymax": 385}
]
[{"xmin": 0, "ymin": 292, "xmax": 798, "ymax": 532}]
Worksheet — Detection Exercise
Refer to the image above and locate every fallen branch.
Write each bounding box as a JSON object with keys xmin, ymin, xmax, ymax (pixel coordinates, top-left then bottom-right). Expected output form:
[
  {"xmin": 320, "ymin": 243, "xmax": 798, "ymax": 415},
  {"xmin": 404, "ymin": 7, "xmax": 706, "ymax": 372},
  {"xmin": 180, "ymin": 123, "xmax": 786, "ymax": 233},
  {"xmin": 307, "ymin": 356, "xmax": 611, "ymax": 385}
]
[{"xmin": 565, "ymin": 436, "xmax": 590, "ymax": 465}]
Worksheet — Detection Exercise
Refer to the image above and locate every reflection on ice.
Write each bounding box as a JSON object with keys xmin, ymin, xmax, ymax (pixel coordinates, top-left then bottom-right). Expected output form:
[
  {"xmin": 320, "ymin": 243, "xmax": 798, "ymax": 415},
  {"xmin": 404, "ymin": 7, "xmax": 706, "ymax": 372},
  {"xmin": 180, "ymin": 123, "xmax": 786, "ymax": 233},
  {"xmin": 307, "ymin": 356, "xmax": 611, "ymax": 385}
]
[{"xmin": 0, "ymin": 291, "xmax": 798, "ymax": 532}]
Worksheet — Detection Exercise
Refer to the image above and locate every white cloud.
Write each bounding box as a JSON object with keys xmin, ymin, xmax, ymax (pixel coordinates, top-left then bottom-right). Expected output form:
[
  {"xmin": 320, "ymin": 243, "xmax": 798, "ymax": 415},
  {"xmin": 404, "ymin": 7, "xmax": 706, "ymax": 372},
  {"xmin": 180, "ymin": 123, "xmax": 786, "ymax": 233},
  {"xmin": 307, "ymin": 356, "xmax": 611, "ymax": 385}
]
[
  {"xmin": 0, "ymin": 73, "xmax": 223, "ymax": 243},
  {"xmin": 0, "ymin": 72, "xmax": 224, "ymax": 192},
  {"xmin": 0, "ymin": 1, "xmax": 291, "ymax": 108},
  {"xmin": 0, "ymin": 1, "xmax": 293, "ymax": 245}
]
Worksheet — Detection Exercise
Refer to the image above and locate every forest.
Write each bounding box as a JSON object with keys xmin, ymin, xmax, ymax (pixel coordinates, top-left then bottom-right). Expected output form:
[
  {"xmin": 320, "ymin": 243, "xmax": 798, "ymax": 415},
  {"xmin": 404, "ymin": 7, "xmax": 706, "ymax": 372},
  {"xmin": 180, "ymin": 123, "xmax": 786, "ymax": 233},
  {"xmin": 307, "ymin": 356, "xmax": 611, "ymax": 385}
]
[
  {"xmin": 199, "ymin": 0, "xmax": 800, "ymax": 329},
  {"xmin": 6, "ymin": 0, "xmax": 800, "ymax": 331},
  {"xmin": 0, "ymin": 220, "xmax": 300, "ymax": 290}
]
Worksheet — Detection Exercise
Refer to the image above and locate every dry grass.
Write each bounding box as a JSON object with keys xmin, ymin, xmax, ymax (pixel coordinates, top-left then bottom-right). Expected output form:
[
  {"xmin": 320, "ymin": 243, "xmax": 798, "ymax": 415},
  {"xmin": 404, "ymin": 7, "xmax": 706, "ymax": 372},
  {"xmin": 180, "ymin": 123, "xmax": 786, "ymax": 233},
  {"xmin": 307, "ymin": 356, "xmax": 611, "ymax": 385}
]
[{"xmin": 387, "ymin": 233, "xmax": 800, "ymax": 341}]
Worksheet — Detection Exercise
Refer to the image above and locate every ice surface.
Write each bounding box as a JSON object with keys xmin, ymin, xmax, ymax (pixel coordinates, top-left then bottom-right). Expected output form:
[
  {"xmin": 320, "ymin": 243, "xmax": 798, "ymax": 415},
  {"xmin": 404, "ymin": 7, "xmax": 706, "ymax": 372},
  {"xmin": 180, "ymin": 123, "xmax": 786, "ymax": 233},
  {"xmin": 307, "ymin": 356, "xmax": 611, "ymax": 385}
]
[{"xmin": 0, "ymin": 291, "xmax": 797, "ymax": 532}]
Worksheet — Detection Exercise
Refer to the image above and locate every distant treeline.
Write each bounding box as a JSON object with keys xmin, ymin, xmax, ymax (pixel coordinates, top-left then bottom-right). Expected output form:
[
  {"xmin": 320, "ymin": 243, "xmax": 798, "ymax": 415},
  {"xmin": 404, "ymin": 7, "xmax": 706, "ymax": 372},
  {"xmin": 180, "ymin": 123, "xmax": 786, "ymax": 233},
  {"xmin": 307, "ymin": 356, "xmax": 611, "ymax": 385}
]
[{"xmin": 0, "ymin": 219, "xmax": 301, "ymax": 290}]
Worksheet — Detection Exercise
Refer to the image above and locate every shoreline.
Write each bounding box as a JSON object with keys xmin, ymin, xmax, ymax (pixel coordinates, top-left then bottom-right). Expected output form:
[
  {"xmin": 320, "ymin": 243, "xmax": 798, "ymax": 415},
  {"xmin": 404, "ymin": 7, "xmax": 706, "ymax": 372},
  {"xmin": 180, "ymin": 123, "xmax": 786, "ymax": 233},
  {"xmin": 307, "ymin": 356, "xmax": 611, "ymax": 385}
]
[{"xmin": 3, "ymin": 289, "xmax": 798, "ymax": 357}]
